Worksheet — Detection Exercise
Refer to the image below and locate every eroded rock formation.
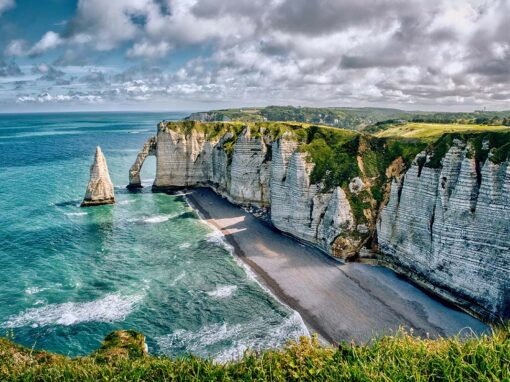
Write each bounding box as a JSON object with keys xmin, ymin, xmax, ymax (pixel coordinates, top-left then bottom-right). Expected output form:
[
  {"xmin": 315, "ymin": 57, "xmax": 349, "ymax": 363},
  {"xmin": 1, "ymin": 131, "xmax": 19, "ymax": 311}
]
[
  {"xmin": 81, "ymin": 146, "xmax": 115, "ymax": 207},
  {"xmin": 129, "ymin": 122, "xmax": 510, "ymax": 320},
  {"xmin": 133, "ymin": 122, "xmax": 361, "ymax": 257},
  {"xmin": 128, "ymin": 136, "xmax": 157, "ymax": 189},
  {"xmin": 377, "ymin": 140, "xmax": 510, "ymax": 320}
]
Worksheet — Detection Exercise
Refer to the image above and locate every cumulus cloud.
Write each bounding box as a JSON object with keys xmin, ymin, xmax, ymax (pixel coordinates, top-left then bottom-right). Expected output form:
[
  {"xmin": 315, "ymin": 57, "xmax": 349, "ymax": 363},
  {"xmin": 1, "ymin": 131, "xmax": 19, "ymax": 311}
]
[
  {"xmin": 0, "ymin": 0, "xmax": 14, "ymax": 16},
  {"xmin": 17, "ymin": 92, "xmax": 102, "ymax": 103},
  {"xmin": 31, "ymin": 63, "xmax": 65, "ymax": 81},
  {"xmin": 6, "ymin": 32, "xmax": 62, "ymax": 57},
  {"xmin": 3, "ymin": 0, "xmax": 510, "ymax": 109},
  {"xmin": 127, "ymin": 40, "xmax": 172, "ymax": 59},
  {"xmin": 29, "ymin": 32, "xmax": 63, "ymax": 56},
  {"xmin": 0, "ymin": 59, "xmax": 22, "ymax": 77}
]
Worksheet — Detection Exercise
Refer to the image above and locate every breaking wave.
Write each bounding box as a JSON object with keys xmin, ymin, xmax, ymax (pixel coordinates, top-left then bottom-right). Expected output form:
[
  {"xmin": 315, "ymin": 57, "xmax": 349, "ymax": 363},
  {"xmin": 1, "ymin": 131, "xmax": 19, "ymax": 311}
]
[
  {"xmin": 64, "ymin": 212, "xmax": 87, "ymax": 217},
  {"xmin": 155, "ymin": 311, "xmax": 309, "ymax": 363},
  {"xmin": 3, "ymin": 293, "xmax": 143, "ymax": 328},
  {"xmin": 207, "ymin": 285, "xmax": 237, "ymax": 299}
]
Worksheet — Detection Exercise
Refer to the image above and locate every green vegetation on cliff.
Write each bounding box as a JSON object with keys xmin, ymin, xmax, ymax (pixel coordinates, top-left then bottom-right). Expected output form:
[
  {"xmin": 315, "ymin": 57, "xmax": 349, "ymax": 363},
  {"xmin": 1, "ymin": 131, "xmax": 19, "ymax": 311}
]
[
  {"xmin": 1, "ymin": 326, "xmax": 509, "ymax": 381},
  {"xmin": 159, "ymin": 120, "xmax": 509, "ymax": 229},
  {"xmin": 185, "ymin": 106, "xmax": 419, "ymax": 130},
  {"xmin": 185, "ymin": 106, "xmax": 510, "ymax": 131},
  {"xmin": 371, "ymin": 122, "xmax": 510, "ymax": 140}
]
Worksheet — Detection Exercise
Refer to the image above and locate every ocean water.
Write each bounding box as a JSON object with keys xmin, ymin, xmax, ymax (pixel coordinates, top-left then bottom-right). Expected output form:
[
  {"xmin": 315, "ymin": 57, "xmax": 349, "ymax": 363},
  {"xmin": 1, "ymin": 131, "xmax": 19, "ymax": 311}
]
[{"xmin": 0, "ymin": 112, "xmax": 308, "ymax": 362}]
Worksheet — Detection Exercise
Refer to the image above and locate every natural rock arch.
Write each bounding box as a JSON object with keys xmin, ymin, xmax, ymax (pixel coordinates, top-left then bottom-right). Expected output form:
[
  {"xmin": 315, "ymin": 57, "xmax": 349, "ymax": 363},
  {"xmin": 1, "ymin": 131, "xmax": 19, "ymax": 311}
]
[{"xmin": 127, "ymin": 136, "xmax": 157, "ymax": 189}]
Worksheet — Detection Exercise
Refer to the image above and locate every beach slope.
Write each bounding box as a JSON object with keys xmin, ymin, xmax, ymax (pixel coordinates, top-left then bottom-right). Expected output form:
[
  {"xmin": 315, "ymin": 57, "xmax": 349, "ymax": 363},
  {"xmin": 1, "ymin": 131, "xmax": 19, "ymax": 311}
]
[{"xmin": 187, "ymin": 188, "xmax": 487, "ymax": 343}]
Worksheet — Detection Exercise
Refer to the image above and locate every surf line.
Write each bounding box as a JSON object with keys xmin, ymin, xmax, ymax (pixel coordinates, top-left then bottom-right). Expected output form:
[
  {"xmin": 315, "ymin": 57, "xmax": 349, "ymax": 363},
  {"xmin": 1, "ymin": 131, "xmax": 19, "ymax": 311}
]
[{"xmin": 179, "ymin": 189, "xmax": 334, "ymax": 344}]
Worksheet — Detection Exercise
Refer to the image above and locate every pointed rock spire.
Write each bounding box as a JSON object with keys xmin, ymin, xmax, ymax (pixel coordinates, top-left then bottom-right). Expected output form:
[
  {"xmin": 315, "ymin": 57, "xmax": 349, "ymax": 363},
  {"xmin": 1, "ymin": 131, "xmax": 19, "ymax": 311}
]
[{"xmin": 81, "ymin": 146, "xmax": 115, "ymax": 207}]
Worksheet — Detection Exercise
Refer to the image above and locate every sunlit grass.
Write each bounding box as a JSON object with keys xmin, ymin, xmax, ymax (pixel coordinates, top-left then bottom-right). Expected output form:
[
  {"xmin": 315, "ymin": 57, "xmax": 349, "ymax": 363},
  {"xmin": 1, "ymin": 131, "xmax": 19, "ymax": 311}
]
[
  {"xmin": 1, "ymin": 325, "xmax": 509, "ymax": 381},
  {"xmin": 375, "ymin": 122, "xmax": 510, "ymax": 140}
]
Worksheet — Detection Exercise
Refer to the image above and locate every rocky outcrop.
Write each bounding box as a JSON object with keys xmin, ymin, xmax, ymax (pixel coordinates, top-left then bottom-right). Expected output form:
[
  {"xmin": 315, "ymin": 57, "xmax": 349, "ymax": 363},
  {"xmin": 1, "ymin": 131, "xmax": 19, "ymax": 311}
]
[
  {"xmin": 128, "ymin": 136, "xmax": 157, "ymax": 189},
  {"xmin": 377, "ymin": 140, "xmax": 510, "ymax": 320},
  {"xmin": 81, "ymin": 146, "xmax": 115, "ymax": 207}
]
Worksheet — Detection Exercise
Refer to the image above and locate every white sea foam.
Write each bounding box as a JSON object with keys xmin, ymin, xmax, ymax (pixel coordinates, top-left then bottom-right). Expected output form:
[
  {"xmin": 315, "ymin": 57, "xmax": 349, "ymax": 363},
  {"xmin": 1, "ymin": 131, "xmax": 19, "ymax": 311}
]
[
  {"xmin": 169, "ymin": 272, "xmax": 186, "ymax": 287},
  {"xmin": 3, "ymin": 293, "xmax": 142, "ymax": 328},
  {"xmin": 25, "ymin": 287, "xmax": 48, "ymax": 295},
  {"xmin": 142, "ymin": 212, "xmax": 184, "ymax": 224},
  {"xmin": 207, "ymin": 285, "xmax": 237, "ymax": 299},
  {"xmin": 206, "ymin": 229, "xmax": 234, "ymax": 254},
  {"xmin": 65, "ymin": 212, "xmax": 87, "ymax": 217},
  {"xmin": 144, "ymin": 215, "xmax": 172, "ymax": 224},
  {"xmin": 119, "ymin": 200, "xmax": 135, "ymax": 205},
  {"xmin": 178, "ymin": 242, "xmax": 191, "ymax": 249},
  {"xmin": 156, "ymin": 311, "xmax": 309, "ymax": 363}
]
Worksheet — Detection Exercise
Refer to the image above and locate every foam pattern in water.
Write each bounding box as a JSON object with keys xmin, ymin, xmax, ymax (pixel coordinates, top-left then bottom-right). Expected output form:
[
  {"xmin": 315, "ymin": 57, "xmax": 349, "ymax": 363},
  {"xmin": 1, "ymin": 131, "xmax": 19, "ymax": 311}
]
[{"xmin": 0, "ymin": 112, "xmax": 308, "ymax": 360}]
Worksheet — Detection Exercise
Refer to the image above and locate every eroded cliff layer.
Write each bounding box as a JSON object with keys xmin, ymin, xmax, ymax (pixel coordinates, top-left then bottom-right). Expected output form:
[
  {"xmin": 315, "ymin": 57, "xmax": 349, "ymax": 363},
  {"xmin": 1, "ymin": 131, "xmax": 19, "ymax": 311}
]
[
  {"xmin": 132, "ymin": 121, "xmax": 396, "ymax": 257},
  {"xmin": 129, "ymin": 122, "xmax": 510, "ymax": 320},
  {"xmin": 377, "ymin": 135, "xmax": 510, "ymax": 320},
  {"xmin": 82, "ymin": 146, "xmax": 115, "ymax": 207}
]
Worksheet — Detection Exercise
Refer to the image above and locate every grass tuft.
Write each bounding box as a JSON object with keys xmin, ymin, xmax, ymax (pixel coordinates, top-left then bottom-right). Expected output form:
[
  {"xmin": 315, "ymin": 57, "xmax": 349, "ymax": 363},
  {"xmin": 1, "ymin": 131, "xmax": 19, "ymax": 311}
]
[{"xmin": 1, "ymin": 326, "xmax": 509, "ymax": 381}]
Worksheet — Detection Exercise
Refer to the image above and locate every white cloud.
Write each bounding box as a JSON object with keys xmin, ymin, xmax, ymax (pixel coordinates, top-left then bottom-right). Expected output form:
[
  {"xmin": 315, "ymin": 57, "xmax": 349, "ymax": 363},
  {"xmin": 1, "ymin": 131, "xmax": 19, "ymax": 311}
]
[
  {"xmin": 4, "ymin": 39, "xmax": 26, "ymax": 56},
  {"xmin": 127, "ymin": 40, "xmax": 172, "ymax": 58},
  {"xmin": 17, "ymin": 92, "xmax": 103, "ymax": 103},
  {"xmin": 3, "ymin": 0, "xmax": 510, "ymax": 109},
  {"xmin": 0, "ymin": 0, "xmax": 14, "ymax": 16},
  {"xmin": 5, "ymin": 32, "xmax": 62, "ymax": 57},
  {"xmin": 29, "ymin": 32, "xmax": 63, "ymax": 56}
]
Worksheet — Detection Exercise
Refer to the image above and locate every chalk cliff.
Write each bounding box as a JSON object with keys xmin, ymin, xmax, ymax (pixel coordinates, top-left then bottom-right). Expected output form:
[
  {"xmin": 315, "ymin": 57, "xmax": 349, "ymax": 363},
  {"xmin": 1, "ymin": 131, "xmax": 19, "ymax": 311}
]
[
  {"xmin": 131, "ymin": 122, "xmax": 363, "ymax": 257},
  {"xmin": 129, "ymin": 122, "xmax": 510, "ymax": 320},
  {"xmin": 82, "ymin": 146, "xmax": 115, "ymax": 207},
  {"xmin": 377, "ymin": 139, "xmax": 510, "ymax": 320}
]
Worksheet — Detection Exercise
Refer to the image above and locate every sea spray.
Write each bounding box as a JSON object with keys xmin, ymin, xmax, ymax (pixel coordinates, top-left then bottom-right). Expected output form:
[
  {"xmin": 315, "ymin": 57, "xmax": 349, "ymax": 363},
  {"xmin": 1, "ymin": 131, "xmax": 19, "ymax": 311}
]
[{"xmin": 3, "ymin": 293, "xmax": 144, "ymax": 328}]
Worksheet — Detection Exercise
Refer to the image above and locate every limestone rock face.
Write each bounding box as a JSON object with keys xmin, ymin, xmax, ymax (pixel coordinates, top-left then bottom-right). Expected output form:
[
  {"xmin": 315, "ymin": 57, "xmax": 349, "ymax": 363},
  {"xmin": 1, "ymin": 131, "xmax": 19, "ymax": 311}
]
[
  {"xmin": 128, "ymin": 136, "xmax": 157, "ymax": 189},
  {"xmin": 229, "ymin": 128, "xmax": 271, "ymax": 206},
  {"xmin": 145, "ymin": 123, "xmax": 359, "ymax": 256},
  {"xmin": 81, "ymin": 146, "xmax": 115, "ymax": 207},
  {"xmin": 131, "ymin": 121, "xmax": 510, "ymax": 320},
  {"xmin": 377, "ymin": 141, "xmax": 510, "ymax": 320}
]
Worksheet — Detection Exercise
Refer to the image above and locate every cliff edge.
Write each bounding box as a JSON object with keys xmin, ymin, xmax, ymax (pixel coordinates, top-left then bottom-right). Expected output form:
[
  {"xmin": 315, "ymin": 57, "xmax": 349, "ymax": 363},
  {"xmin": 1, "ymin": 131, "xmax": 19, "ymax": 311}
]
[{"xmin": 128, "ymin": 121, "xmax": 510, "ymax": 321}]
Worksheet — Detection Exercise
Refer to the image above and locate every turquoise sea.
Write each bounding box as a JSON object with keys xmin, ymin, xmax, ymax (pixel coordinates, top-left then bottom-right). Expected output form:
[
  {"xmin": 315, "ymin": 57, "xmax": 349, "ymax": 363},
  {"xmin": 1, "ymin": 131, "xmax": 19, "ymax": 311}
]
[{"xmin": 0, "ymin": 112, "xmax": 308, "ymax": 362}]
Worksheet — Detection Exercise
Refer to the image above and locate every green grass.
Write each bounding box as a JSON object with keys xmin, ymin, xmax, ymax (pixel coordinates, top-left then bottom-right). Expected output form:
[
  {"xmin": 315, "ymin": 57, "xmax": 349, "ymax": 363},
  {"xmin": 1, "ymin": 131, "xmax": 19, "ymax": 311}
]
[
  {"xmin": 1, "ymin": 326, "xmax": 509, "ymax": 381},
  {"xmin": 157, "ymin": 120, "xmax": 509, "ymax": 230},
  {"xmin": 374, "ymin": 122, "xmax": 510, "ymax": 140}
]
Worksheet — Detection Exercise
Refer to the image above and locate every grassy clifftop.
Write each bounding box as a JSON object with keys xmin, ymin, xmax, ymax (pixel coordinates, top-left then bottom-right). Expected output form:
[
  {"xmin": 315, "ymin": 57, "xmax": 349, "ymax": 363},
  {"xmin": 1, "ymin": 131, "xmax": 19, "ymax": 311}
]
[
  {"xmin": 371, "ymin": 122, "xmax": 510, "ymax": 140},
  {"xmin": 159, "ymin": 120, "xmax": 510, "ymax": 228},
  {"xmin": 185, "ymin": 106, "xmax": 510, "ymax": 131},
  {"xmin": 1, "ymin": 326, "xmax": 509, "ymax": 381}
]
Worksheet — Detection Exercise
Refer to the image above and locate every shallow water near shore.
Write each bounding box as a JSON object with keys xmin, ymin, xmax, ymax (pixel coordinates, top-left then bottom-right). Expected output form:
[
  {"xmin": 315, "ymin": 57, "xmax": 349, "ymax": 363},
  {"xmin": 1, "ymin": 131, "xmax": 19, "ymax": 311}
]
[{"xmin": 0, "ymin": 112, "xmax": 308, "ymax": 361}]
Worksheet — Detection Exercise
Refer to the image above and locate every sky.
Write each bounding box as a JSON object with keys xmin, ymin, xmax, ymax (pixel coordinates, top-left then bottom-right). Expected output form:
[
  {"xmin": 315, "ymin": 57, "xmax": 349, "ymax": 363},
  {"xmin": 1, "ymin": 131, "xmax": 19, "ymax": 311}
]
[{"xmin": 0, "ymin": 0, "xmax": 509, "ymax": 113}]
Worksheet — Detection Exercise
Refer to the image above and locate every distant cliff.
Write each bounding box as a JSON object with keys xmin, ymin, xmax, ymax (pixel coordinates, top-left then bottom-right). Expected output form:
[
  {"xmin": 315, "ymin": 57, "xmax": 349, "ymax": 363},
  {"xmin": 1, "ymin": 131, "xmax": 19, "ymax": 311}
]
[
  {"xmin": 378, "ymin": 134, "xmax": 510, "ymax": 320},
  {"xmin": 129, "ymin": 121, "xmax": 510, "ymax": 321}
]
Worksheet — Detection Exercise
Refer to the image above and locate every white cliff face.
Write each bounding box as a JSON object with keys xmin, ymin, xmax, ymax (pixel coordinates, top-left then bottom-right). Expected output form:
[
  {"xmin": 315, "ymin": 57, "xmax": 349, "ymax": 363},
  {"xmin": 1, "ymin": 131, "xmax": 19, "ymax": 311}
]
[
  {"xmin": 154, "ymin": 128, "xmax": 211, "ymax": 188},
  {"xmin": 131, "ymin": 122, "xmax": 510, "ymax": 320},
  {"xmin": 143, "ymin": 123, "xmax": 359, "ymax": 257},
  {"xmin": 377, "ymin": 141, "xmax": 510, "ymax": 320},
  {"xmin": 128, "ymin": 136, "xmax": 157, "ymax": 189},
  {"xmin": 81, "ymin": 146, "xmax": 115, "ymax": 207},
  {"xmin": 229, "ymin": 128, "xmax": 271, "ymax": 206}
]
